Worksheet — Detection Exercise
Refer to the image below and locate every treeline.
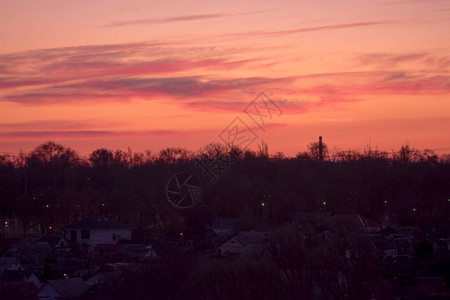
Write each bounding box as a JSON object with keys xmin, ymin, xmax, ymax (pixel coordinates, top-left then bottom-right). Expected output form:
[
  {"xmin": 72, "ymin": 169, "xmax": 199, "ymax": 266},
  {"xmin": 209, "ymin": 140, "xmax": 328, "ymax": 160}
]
[{"xmin": 0, "ymin": 141, "xmax": 449, "ymax": 235}]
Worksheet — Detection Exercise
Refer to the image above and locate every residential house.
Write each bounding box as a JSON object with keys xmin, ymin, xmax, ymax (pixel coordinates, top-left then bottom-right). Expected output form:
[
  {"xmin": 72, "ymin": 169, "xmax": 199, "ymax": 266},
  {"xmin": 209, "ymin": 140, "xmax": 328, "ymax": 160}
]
[
  {"xmin": 372, "ymin": 236, "xmax": 398, "ymax": 260},
  {"xmin": 210, "ymin": 218, "xmax": 239, "ymax": 239},
  {"xmin": 50, "ymin": 258, "xmax": 88, "ymax": 279},
  {"xmin": 62, "ymin": 216, "xmax": 133, "ymax": 250},
  {"xmin": 93, "ymin": 244, "xmax": 123, "ymax": 260},
  {"xmin": 36, "ymin": 235, "xmax": 71, "ymax": 250},
  {"xmin": 0, "ymin": 257, "xmax": 25, "ymax": 273},
  {"xmin": 120, "ymin": 244, "xmax": 158, "ymax": 259},
  {"xmin": 6, "ymin": 235, "xmax": 57, "ymax": 270},
  {"xmin": 0, "ymin": 269, "xmax": 42, "ymax": 289},
  {"xmin": 35, "ymin": 277, "xmax": 90, "ymax": 299},
  {"xmin": 217, "ymin": 231, "xmax": 269, "ymax": 257}
]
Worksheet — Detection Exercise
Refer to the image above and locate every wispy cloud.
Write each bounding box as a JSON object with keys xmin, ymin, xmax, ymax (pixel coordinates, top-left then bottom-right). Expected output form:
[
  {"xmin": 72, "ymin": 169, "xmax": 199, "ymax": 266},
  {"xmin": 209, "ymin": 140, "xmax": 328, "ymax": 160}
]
[
  {"xmin": 2, "ymin": 75, "xmax": 295, "ymax": 106},
  {"xmin": 0, "ymin": 129, "xmax": 182, "ymax": 139},
  {"xmin": 0, "ymin": 120, "xmax": 125, "ymax": 131},
  {"xmin": 357, "ymin": 53, "xmax": 428, "ymax": 67},
  {"xmin": 102, "ymin": 9, "xmax": 276, "ymax": 27},
  {"xmin": 104, "ymin": 13, "xmax": 228, "ymax": 27},
  {"xmin": 1, "ymin": 40, "xmax": 449, "ymax": 116},
  {"xmin": 219, "ymin": 21, "xmax": 392, "ymax": 39}
]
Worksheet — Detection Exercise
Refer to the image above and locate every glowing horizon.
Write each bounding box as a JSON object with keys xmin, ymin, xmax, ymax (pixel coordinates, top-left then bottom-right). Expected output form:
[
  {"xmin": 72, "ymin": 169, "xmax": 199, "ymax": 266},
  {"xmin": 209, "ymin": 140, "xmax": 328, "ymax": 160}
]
[{"xmin": 1, "ymin": 0, "xmax": 449, "ymax": 156}]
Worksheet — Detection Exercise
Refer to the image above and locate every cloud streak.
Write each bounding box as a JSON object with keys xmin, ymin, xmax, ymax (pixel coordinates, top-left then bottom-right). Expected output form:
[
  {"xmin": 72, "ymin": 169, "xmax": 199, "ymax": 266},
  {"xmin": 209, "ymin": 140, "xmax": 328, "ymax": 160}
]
[
  {"xmin": 0, "ymin": 130, "xmax": 182, "ymax": 139},
  {"xmin": 0, "ymin": 120, "xmax": 125, "ymax": 131},
  {"xmin": 105, "ymin": 13, "xmax": 228, "ymax": 27},
  {"xmin": 357, "ymin": 53, "xmax": 428, "ymax": 67},
  {"xmin": 1, "ymin": 40, "xmax": 449, "ymax": 116},
  {"xmin": 218, "ymin": 21, "xmax": 392, "ymax": 39}
]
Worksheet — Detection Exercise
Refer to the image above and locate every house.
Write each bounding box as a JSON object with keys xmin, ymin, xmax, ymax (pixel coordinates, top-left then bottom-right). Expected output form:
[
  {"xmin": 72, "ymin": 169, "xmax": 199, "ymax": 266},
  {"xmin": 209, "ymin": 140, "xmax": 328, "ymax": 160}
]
[
  {"xmin": 372, "ymin": 236, "xmax": 398, "ymax": 259},
  {"xmin": 85, "ymin": 271, "xmax": 111, "ymax": 287},
  {"xmin": 20, "ymin": 235, "xmax": 72, "ymax": 259},
  {"xmin": 364, "ymin": 219, "xmax": 381, "ymax": 233},
  {"xmin": 0, "ymin": 269, "xmax": 42, "ymax": 289},
  {"xmin": 35, "ymin": 277, "xmax": 90, "ymax": 299},
  {"xmin": 50, "ymin": 258, "xmax": 88, "ymax": 279},
  {"xmin": 120, "ymin": 244, "xmax": 159, "ymax": 259},
  {"xmin": 36, "ymin": 235, "xmax": 71, "ymax": 250},
  {"xmin": 392, "ymin": 235, "xmax": 414, "ymax": 255},
  {"xmin": 62, "ymin": 216, "xmax": 133, "ymax": 250},
  {"xmin": 6, "ymin": 237, "xmax": 55, "ymax": 270},
  {"xmin": 217, "ymin": 231, "xmax": 269, "ymax": 257},
  {"xmin": 210, "ymin": 218, "xmax": 239, "ymax": 239},
  {"xmin": 0, "ymin": 281, "xmax": 40, "ymax": 299},
  {"xmin": 0, "ymin": 257, "xmax": 25, "ymax": 273},
  {"xmin": 93, "ymin": 243, "xmax": 123, "ymax": 260}
]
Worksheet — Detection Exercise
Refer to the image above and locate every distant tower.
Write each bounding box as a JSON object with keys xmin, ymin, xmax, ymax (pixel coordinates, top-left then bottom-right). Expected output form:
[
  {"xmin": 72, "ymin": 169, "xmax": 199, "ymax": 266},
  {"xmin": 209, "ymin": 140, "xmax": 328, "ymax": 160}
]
[{"xmin": 319, "ymin": 136, "xmax": 324, "ymax": 161}]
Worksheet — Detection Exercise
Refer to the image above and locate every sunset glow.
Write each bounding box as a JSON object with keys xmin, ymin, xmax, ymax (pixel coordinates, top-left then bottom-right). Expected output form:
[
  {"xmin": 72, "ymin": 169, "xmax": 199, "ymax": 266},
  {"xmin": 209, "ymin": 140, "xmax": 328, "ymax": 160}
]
[{"xmin": 1, "ymin": 0, "xmax": 449, "ymax": 156}]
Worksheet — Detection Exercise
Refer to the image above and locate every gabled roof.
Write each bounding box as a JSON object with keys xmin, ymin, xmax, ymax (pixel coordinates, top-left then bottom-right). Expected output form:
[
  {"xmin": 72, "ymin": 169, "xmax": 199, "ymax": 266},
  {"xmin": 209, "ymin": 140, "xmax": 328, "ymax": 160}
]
[
  {"xmin": 36, "ymin": 235, "xmax": 67, "ymax": 247},
  {"xmin": 51, "ymin": 258, "xmax": 86, "ymax": 273},
  {"xmin": 0, "ymin": 257, "xmax": 22, "ymax": 270},
  {"xmin": 211, "ymin": 219, "xmax": 239, "ymax": 236},
  {"xmin": 6, "ymin": 242, "xmax": 53, "ymax": 269},
  {"xmin": 62, "ymin": 216, "xmax": 132, "ymax": 230},
  {"xmin": 46, "ymin": 278, "xmax": 90, "ymax": 298},
  {"xmin": 0, "ymin": 270, "xmax": 35, "ymax": 282},
  {"xmin": 17, "ymin": 235, "xmax": 45, "ymax": 245}
]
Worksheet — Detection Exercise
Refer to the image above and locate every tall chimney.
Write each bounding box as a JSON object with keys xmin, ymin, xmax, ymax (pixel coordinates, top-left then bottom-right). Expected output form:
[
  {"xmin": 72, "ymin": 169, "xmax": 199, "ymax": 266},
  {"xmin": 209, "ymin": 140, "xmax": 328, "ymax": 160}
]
[{"xmin": 319, "ymin": 136, "xmax": 323, "ymax": 161}]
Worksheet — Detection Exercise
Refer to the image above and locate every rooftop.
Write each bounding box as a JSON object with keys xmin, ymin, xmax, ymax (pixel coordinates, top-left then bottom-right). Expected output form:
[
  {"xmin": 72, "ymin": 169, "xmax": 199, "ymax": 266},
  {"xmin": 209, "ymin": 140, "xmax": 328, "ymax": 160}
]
[{"xmin": 45, "ymin": 277, "xmax": 90, "ymax": 298}]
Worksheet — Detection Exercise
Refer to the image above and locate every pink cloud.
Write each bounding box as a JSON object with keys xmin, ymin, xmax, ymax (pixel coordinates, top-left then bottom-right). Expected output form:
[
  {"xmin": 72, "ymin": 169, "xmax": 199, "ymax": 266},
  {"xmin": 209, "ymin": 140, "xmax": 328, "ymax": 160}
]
[
  {"xmin": 104, "ymin": 13, "xmax": 229, "ymax": 27},
  {"xmin": 357, "ymin": 53, "xmax": 428, "ymax": 67},
  {"xmin": 2, "ymin": 41, "xmax": 449, "ymax": 117},
  {"xmin": 0, "ymin": 129, "xmax": 183, "ymax": 139},
  {"xmin": 220, "ymin": 21, "xmax": 392, "ymax": 39},
  {"xmin": 0, "ymin": 120, "xmax": 125, "ymax": 131}
]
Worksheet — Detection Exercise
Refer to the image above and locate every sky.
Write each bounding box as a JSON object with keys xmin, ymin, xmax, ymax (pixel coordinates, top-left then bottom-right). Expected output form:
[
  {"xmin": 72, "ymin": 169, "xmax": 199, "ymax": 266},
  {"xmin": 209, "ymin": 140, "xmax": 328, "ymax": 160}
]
[{"xmin": 1, "ymin": 0, "xmax": 449, "ymax": 157}]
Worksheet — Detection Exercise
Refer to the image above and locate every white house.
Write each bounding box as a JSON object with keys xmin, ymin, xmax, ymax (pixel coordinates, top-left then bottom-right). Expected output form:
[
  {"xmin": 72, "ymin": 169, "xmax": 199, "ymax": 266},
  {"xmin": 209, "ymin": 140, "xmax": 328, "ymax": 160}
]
[{"xmin": 62, "ymin": 216, "xmax": 133, "ymax": 250}]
